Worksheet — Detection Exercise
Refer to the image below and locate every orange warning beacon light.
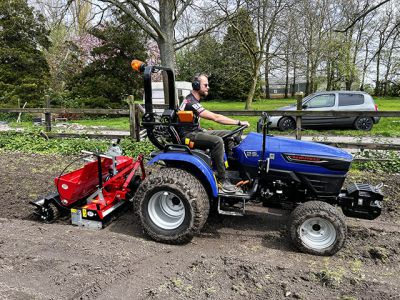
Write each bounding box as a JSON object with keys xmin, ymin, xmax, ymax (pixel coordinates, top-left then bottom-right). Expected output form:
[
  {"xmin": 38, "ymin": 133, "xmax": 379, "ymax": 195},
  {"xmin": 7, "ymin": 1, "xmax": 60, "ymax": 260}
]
[{"xmin": 131, "ymin": 59, "xmax": 145, "ymax": 72}]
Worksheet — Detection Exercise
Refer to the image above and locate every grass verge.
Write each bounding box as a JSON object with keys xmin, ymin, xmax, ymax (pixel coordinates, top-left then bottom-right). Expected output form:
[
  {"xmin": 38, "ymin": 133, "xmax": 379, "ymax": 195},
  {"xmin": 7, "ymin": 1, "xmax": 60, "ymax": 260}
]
[{"xmin": 0, "ymin": 131, "xmax": 155, "ymax": 157}]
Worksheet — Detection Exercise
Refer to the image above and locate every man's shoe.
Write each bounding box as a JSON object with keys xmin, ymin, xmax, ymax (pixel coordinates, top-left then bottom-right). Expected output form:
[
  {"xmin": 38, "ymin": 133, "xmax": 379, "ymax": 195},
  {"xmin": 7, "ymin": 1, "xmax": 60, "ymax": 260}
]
[{"xmin": 220, "ymin": 179, "xmax": 238, "ymax": 194}]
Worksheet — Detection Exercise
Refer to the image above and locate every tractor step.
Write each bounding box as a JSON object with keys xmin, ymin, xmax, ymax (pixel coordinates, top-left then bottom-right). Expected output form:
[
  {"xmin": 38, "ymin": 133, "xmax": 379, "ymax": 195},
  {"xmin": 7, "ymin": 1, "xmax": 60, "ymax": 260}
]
[
  {"xmin": 217, "ymin": 197, "xmax": 246, "ymax": 216},
  {"xmin": 217, "ymin": 190, "xmax": 252, "ymax": 199}
]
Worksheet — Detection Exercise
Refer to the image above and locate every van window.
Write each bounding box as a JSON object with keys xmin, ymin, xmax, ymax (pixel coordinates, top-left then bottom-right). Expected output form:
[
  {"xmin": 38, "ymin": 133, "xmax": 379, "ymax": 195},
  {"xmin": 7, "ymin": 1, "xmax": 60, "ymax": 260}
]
[
  {"xmin": 306, "ymin": 94, "xmax": 335, "ymax": 108},
  {"xmin": 338, "ymin": 93, "xmax": 364, "ymax": 106}
]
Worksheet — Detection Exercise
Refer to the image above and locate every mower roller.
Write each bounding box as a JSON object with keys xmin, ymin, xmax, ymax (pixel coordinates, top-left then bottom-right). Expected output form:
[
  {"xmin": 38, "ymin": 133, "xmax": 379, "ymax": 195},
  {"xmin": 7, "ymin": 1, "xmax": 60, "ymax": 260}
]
[{"xmin": 30, "ymin": 141, "xmax": 145, "ymax": 229}]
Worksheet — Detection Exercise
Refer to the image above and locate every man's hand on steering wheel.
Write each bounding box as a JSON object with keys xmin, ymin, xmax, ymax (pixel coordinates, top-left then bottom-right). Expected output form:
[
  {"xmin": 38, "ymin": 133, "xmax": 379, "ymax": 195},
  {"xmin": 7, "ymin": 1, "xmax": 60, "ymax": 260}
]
[
  {"xmin": 222, "ymin": 121, "xmax": 250, "ymax": 140},
  {"xmin": 237, "ymin": 120, "xmax": 250, "ymax": 127}
]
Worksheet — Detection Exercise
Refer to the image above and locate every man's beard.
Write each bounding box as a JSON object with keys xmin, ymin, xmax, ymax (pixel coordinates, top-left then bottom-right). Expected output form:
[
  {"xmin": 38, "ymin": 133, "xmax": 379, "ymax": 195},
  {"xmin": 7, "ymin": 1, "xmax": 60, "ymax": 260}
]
[{"xmin": 199, "ymin": 90, "xmax": 208, "ymax": 98}]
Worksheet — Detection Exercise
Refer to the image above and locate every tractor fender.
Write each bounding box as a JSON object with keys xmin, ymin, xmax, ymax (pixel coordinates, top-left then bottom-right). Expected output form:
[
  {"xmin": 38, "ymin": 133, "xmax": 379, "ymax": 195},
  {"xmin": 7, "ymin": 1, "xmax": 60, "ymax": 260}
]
[{"xmin": 148, "ymin": 153, "xmax": 219, "ymax": 198}]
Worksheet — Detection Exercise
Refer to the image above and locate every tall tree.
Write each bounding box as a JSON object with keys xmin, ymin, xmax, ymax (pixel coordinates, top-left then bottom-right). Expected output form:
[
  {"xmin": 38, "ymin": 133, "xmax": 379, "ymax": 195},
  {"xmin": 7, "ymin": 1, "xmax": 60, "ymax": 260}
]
[
  {"xmin": 219, "ymin": 9, "xmax": 256, "ymax": 102},
  {"xmin": 94, "ymin": 0, "xmax": 232, "ymax": 70},
  {"xmin": 261, "ymin": 0, "xmax": 285, "ymax": 100},
  {"xmin": 373, "ymin": 8, "xmax": 396, "ymax": 96},
  {"xmin": 221, "ymin": 1, "xmax": 286, "ymax": 109},
  {"xmin": 382, "ymin": 30, "xmax": 400, "ymax": 95},
  {"xmin": 33, "ymin": 0, "xmax": 93, "ymax": 97},
  {"xmin": 0, "ymin": 0, "xmax": 50, "ymax": 107},
  {"xmin": 176, "ymin": 34, "xmax": 225, "ymax": 99},
  {"xmin": 66, "ymin": 13, "xmax": 148, "ymax": 108}
]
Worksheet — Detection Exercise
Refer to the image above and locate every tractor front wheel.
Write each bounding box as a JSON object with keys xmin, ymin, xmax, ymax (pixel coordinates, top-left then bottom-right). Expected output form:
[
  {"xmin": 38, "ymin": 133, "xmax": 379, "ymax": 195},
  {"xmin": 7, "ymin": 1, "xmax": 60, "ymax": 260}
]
[
  {"xmin": 134, "ymin": 168, "xmax": 209, "ymax": 244},
  {"xmin": 288, "ymin": 201, "xmax": 347, "ymax": 256}
]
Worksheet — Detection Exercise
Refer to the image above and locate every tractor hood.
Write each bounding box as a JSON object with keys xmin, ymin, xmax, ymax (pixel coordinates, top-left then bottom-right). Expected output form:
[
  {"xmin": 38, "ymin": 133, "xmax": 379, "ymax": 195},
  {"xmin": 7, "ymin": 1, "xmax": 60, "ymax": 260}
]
[{"xmin": 233, "ymin": 132, "xmax": 353, "ymax": 175}]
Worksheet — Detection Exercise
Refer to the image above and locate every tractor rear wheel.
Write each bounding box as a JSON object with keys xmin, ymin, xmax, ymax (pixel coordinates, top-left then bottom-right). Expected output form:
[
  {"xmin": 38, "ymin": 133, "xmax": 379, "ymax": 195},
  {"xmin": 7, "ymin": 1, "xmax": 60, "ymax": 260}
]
[
  {"xmin": 134, "ymin": 168, "xmax": 209, "ymax": 244},
  {"xmin": 288, "ymin": 201, "xmax": 347, "ymax": 256}
]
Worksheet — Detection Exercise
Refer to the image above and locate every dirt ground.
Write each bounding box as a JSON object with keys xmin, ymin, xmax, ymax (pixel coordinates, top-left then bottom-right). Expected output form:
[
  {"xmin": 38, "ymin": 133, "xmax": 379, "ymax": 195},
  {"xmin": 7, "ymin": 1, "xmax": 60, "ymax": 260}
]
[{"xmin": 0, "ymin": 152, "xmax": 399, "ymax": 300}]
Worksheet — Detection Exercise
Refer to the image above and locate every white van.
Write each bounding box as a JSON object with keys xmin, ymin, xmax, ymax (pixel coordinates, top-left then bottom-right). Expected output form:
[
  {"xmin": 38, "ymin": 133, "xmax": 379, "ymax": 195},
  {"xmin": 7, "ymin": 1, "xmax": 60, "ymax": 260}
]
[{"xmin": 146, "ymin": 81, "xmax": 192, "ymax": 109}]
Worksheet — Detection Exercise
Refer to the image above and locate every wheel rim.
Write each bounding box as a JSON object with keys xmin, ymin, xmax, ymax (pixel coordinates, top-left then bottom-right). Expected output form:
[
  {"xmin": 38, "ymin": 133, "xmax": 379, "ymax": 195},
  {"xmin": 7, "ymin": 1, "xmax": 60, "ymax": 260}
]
[
  {"xmin": 299, "ymin": 217, "xmax": 336, "ymax": 250},
  {"xmin": 148, "ymin": 191, "xmax": 185, "ymax": 230},
  {"xmin": 357, "ymin": 117, "xmax": 372, "ymax": 130},
  {"xmin": 281, "ymin": 118, "xmax": 295, "ymax": 130}
]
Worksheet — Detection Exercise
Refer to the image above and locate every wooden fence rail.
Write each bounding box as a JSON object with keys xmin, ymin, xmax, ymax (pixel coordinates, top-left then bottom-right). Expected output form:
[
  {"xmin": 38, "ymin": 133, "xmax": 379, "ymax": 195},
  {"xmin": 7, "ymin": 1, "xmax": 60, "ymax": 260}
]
[{"xmin": 1, "ymin": 106, "xmax": 400, "ymax": 117}]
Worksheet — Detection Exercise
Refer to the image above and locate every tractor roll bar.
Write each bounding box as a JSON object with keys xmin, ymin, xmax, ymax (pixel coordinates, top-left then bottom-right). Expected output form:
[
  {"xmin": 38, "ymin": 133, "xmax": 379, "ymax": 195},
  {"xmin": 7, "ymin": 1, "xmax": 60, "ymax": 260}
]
[{"xmin": 132, "ymin": 59, "xmax": 177, "ymax": 112}]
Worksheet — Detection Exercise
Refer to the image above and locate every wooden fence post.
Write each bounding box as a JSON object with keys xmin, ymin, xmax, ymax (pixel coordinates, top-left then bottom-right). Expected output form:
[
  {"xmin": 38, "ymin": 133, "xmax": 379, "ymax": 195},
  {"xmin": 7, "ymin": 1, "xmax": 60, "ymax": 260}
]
[
  {"xmin": 295, "ymin": 93, "xmax": 303, "ymax": 140},
  {"xmin": 126, "ymin": 95, "xmax": 137, "ymax": 141},
  {"xmin": 44, "ymin": 95, "xmax": 51, "ymax": 132},
  {"xmin": 134, "ymin": 104, "xmax": 140, "ymax": 142}
]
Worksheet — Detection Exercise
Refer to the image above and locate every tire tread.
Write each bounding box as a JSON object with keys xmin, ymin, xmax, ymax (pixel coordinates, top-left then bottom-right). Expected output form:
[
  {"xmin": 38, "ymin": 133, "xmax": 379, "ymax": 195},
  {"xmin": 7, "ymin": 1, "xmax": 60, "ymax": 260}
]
[
  {"xmin": 133, "ymin": 167, "xmax": 209, "ymax": 244},
  {"xmin": 288, "ymin": 201, "xmax": 347, "ymax": 256}
]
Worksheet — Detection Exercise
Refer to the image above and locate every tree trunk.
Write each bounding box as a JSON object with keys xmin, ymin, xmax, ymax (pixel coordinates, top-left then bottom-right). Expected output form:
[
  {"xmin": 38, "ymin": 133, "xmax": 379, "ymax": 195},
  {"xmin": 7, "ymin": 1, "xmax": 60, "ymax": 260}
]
[
  {"xmin": 383, "ymin": 33, "xmax": 397, "ymax": 96},
  {"xmin": 158, "ymin": 0, "xmax": 176, "ymax": 104},
  {"xmin": 245, "ymin": 63, "xmax": 260, "ymax": 110},
  {"xmin": 345, "ymin": 30, "xmax": 354, "ymax": 91},
  {"xmin": 360, "ymin": 43, "xmax": 369, "ymax": 91},
  {"xmin": 264, "ymin": 58, "xmax": 271, "ymax": 99},
  {"xmin": 326, "ymin": 61, "xmax": 332, "ymax": 91},
  {"xmin": 291, "ymin": 65, "xmax": 296, "ymax": 97},
  {"xmin": 158, "ymin": 0, "xmax": 175, "ymax": 68},
  {"xmin": 284, "ymin": 54, "xmax": 289, "ymax": 98},
  {"xmin": 345, "ymin": 80, "xmax": 352, "ymax": 90},
  {"xmin": 305, "ymin": 53, "xmax": 310, "ymax": 96},
  {"xmin": 310, "ymin": 63, "xmax": 317, "ymax": 93},
  {"xmin": 375, "ymin": 54, "xmax": 381, "ymax": 96}
]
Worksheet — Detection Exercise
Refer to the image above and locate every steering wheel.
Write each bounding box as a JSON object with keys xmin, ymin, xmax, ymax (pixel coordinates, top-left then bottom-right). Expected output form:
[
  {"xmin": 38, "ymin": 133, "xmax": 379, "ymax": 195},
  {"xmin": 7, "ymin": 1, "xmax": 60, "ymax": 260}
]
[{"xmin": 221, "ymin": 124, "xmax": 248, "ymax": 141}]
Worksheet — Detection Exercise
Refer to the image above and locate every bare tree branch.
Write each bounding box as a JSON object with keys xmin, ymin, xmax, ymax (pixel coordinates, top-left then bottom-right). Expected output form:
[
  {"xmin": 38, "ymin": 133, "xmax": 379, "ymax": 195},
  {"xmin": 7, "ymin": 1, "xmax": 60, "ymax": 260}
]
[
  {"xmin": 173, "ymin": 0, "xmax": 193, "ymax": 25},
  {"xmin": 368, "ymin": 21, "xmax": 400, "ymax": 64},
  {"xmin": 335, "ymin": 0, "xmax": 391, "ymax": 33},
  {"xmin": 174, "ymin": 15, "xmax": 228, "ymax": 50},
  {"xmin": 98, "ymin": 0, "xmax": 160, "ymax": 40},
  {"xmin": 133, "ymin": 0, "xmax": 160, "ymax": 27},
  {"xmin": 125, "ymin": 0, "xmax": 163, "ymax": 38}
]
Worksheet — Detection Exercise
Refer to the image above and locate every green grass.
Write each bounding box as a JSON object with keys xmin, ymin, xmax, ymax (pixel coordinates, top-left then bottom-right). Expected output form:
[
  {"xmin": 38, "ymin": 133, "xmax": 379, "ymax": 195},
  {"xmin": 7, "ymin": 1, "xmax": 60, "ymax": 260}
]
[
  {"xmin": 201, "ymin": 98, "xmax": 294, "ymax": 111},
  {"xmin": 69, "ymin": 117, "xmax": 130, "ymax": 129},
  {"xmin": 374, "ymin": 97, "xmax": 400, "ymax": 110},
  {"xmin": 3, "ymin": 97, "xmax": 400, "ymax": 136}
]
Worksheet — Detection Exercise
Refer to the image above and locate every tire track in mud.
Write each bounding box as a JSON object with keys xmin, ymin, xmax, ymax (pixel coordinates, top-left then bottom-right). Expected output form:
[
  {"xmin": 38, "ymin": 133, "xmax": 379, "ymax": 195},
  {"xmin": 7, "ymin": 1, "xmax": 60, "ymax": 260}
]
[
  {"xmin": 69, "ymin": 265, "xmax": 139, "ymax": 300},
  {"xmin": 69, "ymin": 248, "xmax": 178, "ymax": 300},
  {"xmin": 348, "ymin": 218, "xmax": 400, "ymax": 232}
]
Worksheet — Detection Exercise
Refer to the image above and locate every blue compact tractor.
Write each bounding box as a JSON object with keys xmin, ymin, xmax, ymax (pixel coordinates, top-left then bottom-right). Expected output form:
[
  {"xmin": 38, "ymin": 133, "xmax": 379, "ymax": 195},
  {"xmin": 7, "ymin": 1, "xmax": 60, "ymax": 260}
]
[{"xmin": 131, "ymin": 60, "xmax": 383, "ymax": 256}]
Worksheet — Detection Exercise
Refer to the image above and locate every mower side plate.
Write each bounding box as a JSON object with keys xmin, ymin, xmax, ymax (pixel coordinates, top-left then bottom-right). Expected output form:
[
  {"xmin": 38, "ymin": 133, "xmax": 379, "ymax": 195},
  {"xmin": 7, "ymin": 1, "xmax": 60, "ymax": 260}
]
[{"xmin": 71, "ymin": 208, "xmax": 102, "ymax": 230}]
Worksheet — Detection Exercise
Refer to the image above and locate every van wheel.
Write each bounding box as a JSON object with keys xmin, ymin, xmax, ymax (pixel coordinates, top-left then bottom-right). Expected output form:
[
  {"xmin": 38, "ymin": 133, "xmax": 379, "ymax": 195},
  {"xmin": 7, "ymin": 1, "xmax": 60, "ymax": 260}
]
[
  {"xmin": 278, "ymin": 117, "xmax": 296, "ymax": 131},
  {"xmin": 354, "ymin": 117, "xmax": 373, "ymax": 131}
]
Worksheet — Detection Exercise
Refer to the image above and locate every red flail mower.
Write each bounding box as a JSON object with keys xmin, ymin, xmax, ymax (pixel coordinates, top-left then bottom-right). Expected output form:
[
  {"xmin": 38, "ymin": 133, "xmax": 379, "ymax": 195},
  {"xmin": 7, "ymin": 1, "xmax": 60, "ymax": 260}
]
[{"xmin": 30, "ymin": 140, "xmax": 146, "ymax": 229}]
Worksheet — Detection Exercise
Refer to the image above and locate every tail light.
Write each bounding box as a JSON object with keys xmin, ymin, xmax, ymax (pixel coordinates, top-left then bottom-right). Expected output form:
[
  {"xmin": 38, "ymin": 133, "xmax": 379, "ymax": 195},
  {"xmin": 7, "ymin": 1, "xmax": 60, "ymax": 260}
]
[{"xmin": 374, "ymin": 104, "xmax": 378, "ymax": 111}]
